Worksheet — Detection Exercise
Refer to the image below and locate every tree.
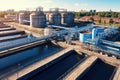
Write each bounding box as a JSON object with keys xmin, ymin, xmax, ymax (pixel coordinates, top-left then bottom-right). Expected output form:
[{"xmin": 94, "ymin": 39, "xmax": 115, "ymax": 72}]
[
  {"xmin": 89, "ymin": 17, "xmax": 94, "ymax": 22},
  {"xmin": 118, "ymin": 13, "xmax": 120, "ymax": 18},
  {"xmin": 86, "ymin": 12, "xmax": 90, "ymax": 16},
  {"xmin": 109, "ymin": 18, "xmax": 114, "ymax": 24},
  {"xmin": 112, "ymin": 12, "xmax": 118, "ymax": 18},
  {"xmin": 98, "ymin": 18, "xmax": 101, "ymax": 24},
  {"xmin": 104, "ymin": 21, "xmax": 106, "ymax": 24}
]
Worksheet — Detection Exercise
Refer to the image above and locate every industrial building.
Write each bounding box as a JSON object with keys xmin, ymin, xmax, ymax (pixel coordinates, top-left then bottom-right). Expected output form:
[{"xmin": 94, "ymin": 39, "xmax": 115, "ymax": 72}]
[
  {"xmin": 79, "ymin": 31, "xmax": 92, "ymax": 43},
  {"xmin": 4, "ymin": 15, "xmax": 17, "ymax": 20},
  {"xmin": 79, "ymin": 27, "xmax": 104, "ymax": 43}
]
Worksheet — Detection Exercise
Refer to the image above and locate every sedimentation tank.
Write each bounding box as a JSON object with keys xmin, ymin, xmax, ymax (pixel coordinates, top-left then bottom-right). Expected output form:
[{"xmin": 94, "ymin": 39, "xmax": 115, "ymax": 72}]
[
  {"xmin": 61, "ymin": 12, "xmax": 75, "ymax": 25},
  {"xmin": 30, "ymin": 7, "xmax": 46, "ymax": 28}
]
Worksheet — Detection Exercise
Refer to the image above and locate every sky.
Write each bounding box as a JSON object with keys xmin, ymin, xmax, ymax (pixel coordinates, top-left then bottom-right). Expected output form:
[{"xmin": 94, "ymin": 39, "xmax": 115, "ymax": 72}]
[{"xmin": 0, "ymin": 0, "xmax": 120, "ymax": 11}]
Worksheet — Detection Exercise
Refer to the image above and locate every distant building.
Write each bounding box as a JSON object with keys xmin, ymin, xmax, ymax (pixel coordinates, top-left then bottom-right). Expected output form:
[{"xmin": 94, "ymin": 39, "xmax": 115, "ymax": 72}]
[
  {"xmin": 7, "ymin": 9, "xmax": 15, "ymax": 12},
  {"xmin": 79, "ymin": 16, "xmax": 120, "ymax": 24},
  {"xmin": 4, "ymin": 15, "xmax": 16, "ymax": 20},
  {"xmin": 80, "ymin": 10, "xmax": 87, "ymax": 12}
]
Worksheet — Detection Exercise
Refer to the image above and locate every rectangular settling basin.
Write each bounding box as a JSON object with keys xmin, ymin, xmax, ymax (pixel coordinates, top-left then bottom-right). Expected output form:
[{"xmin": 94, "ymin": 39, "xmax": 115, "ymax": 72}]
[
  {"xmin": 0, "ymin": 27, "xmax": 16, "ymax": 31},
  {"xmin": 18, "ymin": 50, "xmax": 86, "ymax": 80},
  {"xmin": 0, "ymin": 30, "xmax": 25, "ymax": 37},
  {"xmin": 76, "ymin": 59, "xmax": 116, "ymax": 80},
  {"xmin": 0, "ymin": 35, "xmax": 27, "ymax": 42},
  {"xmin": 0, "ymin": 42, "xmax": 62, "ymax": 70}
]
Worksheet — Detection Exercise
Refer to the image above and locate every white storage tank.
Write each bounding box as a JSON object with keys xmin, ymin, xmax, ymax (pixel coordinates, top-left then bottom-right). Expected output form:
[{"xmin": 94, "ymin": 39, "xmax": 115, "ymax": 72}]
[
  {"xmin": 62, "ymin": 12, "xmax": 75, "ymax": 25},
  {"xmin": 30, "ymin": 12, "xmax": 46, "ymax": 28},
  {"xmin": 19, "ymin": 12, "xmax": 30, "ymax": 25},
  {"xmin": 44, "ymin": 27, "xmax": 54, "ymax": 36},
  {"xmin": 16, "ymin": 13, "xmax": 19, "ymax": 22},
  {"xmin": 19, "ymin": 13, "xmax": 25, "ymax": 24},
  {"xmin": 30, "ymin": 7, "xmax": 46, "ymax": 28},
  {"xmin": 49, "ymin": 13, "xmax": 61, "ymax": 26}
]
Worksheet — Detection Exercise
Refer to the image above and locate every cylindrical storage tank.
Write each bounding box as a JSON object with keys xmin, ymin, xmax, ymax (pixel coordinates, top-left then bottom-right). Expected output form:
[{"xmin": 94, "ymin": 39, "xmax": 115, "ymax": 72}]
[
  {"xmin": 30, "ymin": 12, "xmax": 46, "ymax": 28},
  {"xmin": 19, "ymin": 13, "xmax": 25, "ymax": 24},
  {"xmin": 62, "ymin": 12, "xmax": 75, "ymax": 25},
  {"xmin": 16, "ymin": 13, "xmax": 19, "ymax": 22},
  {"xmin": 44, "ymin": 27, "xmax": 53, "ymax": 36},
  {"xmin": 49, "ymin": 13, "xmax": 61, "ymax": 25},
  {"xmin": 46, "ymin": 13, "xmax": 49, "ymax": 22}
]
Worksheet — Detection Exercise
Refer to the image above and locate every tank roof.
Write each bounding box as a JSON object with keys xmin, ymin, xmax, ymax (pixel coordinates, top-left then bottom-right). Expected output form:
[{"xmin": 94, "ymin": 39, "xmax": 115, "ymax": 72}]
[
  {"xmin": 30, "ymin": 12, "xmax": 45, "ymax": 16},
  {"xmin": 50, "ymin": 12, "xmax": 61, "ymax": 16}
]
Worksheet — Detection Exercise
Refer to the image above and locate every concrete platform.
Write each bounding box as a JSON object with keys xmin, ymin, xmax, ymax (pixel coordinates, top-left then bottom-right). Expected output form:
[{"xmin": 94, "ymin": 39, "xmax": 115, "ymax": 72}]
[{"xmin": 113, "ymin": 66, "xmax": 120, "ymax": 80}]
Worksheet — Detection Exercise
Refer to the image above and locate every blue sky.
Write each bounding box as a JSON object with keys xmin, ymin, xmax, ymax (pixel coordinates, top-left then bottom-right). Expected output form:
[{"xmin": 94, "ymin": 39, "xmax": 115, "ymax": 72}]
[{"xmin": 0, "ymin": 0, "xmax": 120, "ymax": 11}]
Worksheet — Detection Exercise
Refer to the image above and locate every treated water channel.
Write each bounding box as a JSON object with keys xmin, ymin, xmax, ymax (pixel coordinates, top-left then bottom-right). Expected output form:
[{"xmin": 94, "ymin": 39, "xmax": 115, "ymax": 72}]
[
  {"xmin": 18, "ymin": 50, "xmax": 86, "ymax": 80},
  {"xmin": 76, "ymin": 59, "xmax": 116, "ymax": 80}
]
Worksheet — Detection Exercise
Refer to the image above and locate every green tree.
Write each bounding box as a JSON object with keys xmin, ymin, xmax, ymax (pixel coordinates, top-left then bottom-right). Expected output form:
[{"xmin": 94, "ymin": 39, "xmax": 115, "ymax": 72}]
[
  {"xmin": 109, "ymin": 18, "xmax": 114, "ymax": 24},
  {"xmin": 118, "ymin": 13, "xmax": 120, "ymax": 18},
  {"xmin": 86, "ymin": 12, "xmax": 90, "ymax": 16},
  {"xmin": 89, "ymin": 17, "xmax": 94, "ymax": 22},
  {"xmin": 104, "ymin": 21, "xmax": 106, "ymax": 24},
  {"xmin": 98, "ymin": 18, "xmax": 101, "ymax": 24}
]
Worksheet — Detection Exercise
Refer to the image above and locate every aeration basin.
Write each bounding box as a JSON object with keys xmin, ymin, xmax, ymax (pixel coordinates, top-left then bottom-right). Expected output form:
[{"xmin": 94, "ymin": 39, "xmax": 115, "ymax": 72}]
[
  {"xmin": 76, "ymin": 59, "xmax": 116, "ymax": 80},
  {"xmin": 18, "ymin": 50, "xmax": 86, "ymax": 80}
]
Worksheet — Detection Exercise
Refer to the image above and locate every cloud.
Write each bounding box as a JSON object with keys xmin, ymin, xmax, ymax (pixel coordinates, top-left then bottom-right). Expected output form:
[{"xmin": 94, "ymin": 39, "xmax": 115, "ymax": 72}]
[{"xmin": 74, "ymin": 3, "xmax": 88, "ymax": 7}]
